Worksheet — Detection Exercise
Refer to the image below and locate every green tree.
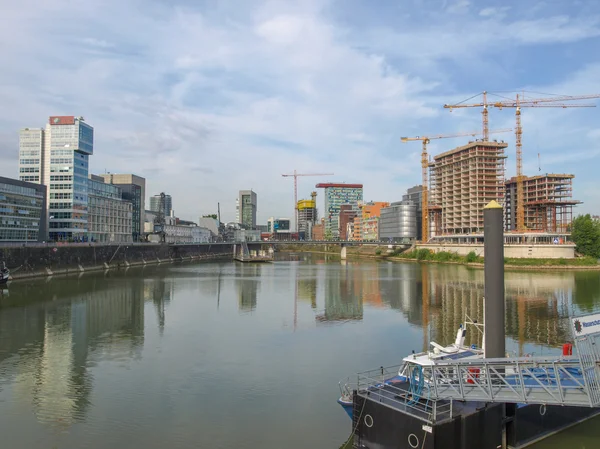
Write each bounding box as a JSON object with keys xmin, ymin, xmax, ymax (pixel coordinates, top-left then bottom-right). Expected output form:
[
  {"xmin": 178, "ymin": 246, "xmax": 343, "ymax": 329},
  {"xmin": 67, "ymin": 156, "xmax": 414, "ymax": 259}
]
[
  {"xmin": 324, "ymin": 229, "xmax": 333, "ymax": 240},
  {"xmin": 571, "ymin": 214, "xmax": 600, "ymax": 258},
  {"xmin": 203, "ymin": 214, "xmax": 218, "ymax": 219}
]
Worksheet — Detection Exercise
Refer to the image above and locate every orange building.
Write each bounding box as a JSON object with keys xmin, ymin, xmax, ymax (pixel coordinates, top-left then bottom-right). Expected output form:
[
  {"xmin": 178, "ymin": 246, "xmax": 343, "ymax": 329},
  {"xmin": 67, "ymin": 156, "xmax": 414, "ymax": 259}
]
[{"xmin": 353, "ymin": 201, "xmax": 390, "ymax": 240}]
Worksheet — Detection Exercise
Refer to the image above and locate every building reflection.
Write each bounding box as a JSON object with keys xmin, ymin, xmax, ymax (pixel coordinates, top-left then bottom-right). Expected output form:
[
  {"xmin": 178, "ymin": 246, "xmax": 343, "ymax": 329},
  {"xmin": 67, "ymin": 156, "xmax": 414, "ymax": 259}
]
[
  {"xmin": 0, "ymin": 273, "xmax": 147, "ymax": 428},
  {"xmin": 424, "ymin": 266, "xmax": 579, "ymax": 353},
  {"xmin": 235, "ymin": 264, "xmax": 260, "ymax": 313},
  {"xmin": 316, "ymin": 262, "xmax": 363, "ymax": 322},
  {"xmin": 143, "ymin": 276, "xmax": 173, "ymax": 334}
]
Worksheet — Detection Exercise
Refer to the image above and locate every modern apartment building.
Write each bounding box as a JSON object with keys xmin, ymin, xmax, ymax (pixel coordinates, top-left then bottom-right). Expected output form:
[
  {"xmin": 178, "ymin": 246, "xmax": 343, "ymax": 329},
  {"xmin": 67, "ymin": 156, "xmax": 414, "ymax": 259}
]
[
  {"xmin": 150, "ymin": 193, "xmax": 172, "ymax": 217},
  {"xmin": 352, "ymin": 201, "xmax": 389, "ymax": 241},
  {"xmin": 87, "ymin": 175, "xmax": 133, "ymax": 243},
  {"xmin": 236, "ymin": 190, "xmax": 257, "ymax": 229},
  {"xmin": 315, "ymin": 183, "xmax": 363, "ymax": 239},
  {"xmin": 19, "ymin": 116, "xmax": 94, "ymax": 241},
  {"xmin": 0, "ymin": 176, "xmax": 47, "ymax": 242},
  {"xmin": 99, "ymin": 174, "xmax": 146, "ymax": 242}
]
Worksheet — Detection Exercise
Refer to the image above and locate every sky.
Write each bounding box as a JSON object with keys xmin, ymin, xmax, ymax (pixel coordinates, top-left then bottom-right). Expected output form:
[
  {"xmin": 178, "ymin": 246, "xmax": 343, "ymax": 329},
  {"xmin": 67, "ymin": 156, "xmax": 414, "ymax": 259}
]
[{"xmin": 1, "ymin": 0, "xmax": 600, "ymax": 225}]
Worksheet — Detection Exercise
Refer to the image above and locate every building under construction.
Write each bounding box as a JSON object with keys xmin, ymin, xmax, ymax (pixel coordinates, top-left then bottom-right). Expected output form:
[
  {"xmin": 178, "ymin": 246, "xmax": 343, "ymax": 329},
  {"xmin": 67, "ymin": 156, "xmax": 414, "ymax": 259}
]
[
  {"xmin": 429, "ymin": 140, "xmax": 508, "ymax": 236},
  {"xmin": 505, "ymin": 174, "xmax": 581, "ymax": 233},
  {"xmin": 297, "ymin": 192, "xmax": 318, "ymax": 239}
]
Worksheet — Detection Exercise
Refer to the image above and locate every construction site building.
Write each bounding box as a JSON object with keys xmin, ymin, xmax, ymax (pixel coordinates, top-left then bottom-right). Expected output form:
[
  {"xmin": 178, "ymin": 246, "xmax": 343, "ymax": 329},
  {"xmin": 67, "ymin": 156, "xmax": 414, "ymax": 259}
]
[
  {"xmin": 297, "ymin": 197, "xmax": 317, "ymax": 239},
  {"xmin": 430, "ymin": 140, "xmax": 507, "ymax": 236},
  {"xmin": 505, "ymin": 174, "xmax": 581, "ymax": 233}
]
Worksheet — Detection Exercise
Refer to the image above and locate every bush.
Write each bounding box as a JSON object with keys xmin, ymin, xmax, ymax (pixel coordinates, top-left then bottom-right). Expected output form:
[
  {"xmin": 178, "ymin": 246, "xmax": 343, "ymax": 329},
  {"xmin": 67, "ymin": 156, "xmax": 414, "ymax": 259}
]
[
  {"xmin": 465, "ymin": 251, "xmax": 478, "ymax": 263},
  {"xmin": 375, "ymin": 249, "xmax": 382, "ymax": 256},
  {"xmin": 416, "ymin": 248, "xmax": 432, "ymax": 260}
]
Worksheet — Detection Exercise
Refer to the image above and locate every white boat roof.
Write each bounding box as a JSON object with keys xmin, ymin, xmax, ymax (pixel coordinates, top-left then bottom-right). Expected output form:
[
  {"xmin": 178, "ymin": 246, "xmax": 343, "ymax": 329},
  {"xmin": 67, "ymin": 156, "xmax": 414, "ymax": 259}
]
[{"xmin": 402, "ymin": 347, "xmax": 483, "ymax": 366}]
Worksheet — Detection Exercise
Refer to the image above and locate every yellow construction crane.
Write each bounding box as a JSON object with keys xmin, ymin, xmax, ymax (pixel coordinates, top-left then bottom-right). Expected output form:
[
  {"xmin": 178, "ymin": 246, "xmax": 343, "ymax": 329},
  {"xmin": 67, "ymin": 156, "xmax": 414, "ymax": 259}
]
[
  {"xmin": 401, "ymin": 128, "xmax": 511, "ymax": 243},
  {"xmin": 282, "ymin": 170, "xmax": 334, "ymax": 233},
  {"xmin": 444, "ymin": 92, "xmax": 600, "ymax": 231}
]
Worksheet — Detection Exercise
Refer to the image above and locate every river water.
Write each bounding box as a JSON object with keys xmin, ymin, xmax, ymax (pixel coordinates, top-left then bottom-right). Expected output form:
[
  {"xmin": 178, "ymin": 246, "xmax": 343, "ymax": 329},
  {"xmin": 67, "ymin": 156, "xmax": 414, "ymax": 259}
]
[{"xmin": 0, "ymin": 253, "xmax": 599, "ymax": 448}]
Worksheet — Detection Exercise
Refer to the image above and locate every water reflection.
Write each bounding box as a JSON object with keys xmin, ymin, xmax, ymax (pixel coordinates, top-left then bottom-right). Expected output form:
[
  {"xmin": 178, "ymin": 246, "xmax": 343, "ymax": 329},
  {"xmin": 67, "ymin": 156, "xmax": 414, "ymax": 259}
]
[
  {"xmin": 0, "ymin": 273, "xmax": 149, "ymax": 428},
  {"xmin": 236, "ymin": 264, "xmax": 261, "ymax": 313}
]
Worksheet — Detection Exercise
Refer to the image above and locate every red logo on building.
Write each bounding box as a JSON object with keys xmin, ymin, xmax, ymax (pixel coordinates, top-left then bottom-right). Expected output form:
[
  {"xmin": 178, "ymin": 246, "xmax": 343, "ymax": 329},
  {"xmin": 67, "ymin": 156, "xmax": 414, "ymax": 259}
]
[{"xmin": 49, "ymin": 116, "xmax": 75, "ymax": 125}]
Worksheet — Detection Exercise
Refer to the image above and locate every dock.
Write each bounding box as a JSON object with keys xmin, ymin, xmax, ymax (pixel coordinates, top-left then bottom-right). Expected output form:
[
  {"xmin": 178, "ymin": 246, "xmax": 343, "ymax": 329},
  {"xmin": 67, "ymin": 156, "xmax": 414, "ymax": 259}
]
[{"xmin": 233, "ymin": 242, "xmax": 274, "ymax": 263}]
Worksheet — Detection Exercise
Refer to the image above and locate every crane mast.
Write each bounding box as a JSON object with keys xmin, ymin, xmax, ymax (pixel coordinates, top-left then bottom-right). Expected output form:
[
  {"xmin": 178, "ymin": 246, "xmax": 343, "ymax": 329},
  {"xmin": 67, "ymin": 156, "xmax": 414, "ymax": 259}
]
[{"xmin": 282, "ymin": 170, "xmax": 334, "ymax": 233}]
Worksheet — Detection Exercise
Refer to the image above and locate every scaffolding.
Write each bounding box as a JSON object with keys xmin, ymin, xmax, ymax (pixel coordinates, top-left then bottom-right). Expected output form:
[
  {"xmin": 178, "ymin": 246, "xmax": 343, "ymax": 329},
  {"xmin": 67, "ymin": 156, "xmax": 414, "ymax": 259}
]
[
  {"xmin": 505, "ymin": 174, "xmax": 581, "ymax": 233},
  {"xmin": 430, "ymin": 140, "xmax": 507, "ymax": 235}
]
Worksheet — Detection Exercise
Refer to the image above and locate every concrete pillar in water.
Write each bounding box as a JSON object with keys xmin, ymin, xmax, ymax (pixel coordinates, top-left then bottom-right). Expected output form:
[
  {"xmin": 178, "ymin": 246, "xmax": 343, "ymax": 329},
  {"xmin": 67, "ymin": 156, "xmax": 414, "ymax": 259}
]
[
  {"xmin": 484, "ymin": 200, "xmax": 505, "ymax": 359},
  {"xmin": 340, "ymin": 246, "xmax": 347, "ymax": 260}
]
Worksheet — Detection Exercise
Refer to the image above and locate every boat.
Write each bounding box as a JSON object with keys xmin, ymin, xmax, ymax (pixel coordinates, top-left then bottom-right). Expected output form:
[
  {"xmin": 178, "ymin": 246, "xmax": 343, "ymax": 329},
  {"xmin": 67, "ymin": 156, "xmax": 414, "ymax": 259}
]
[
  {"xmin": 337, "ymin": 318, "xmax": 484, "ymax": 419},
  {"xmin": 0, "ymin": 263, "xmax": 9, "ymax": 285}
]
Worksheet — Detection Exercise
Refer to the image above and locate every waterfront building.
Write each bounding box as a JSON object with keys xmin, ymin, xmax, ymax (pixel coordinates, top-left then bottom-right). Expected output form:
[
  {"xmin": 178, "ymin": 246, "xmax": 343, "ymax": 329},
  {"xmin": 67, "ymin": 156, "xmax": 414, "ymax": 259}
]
[
  {"xmin": 99, "ymin": 174, "xmax": 146, "ymax": 242},
  {"xmin": 267, "ymin": 217, "xmax": 293, "ymax": 240},
  {"xmin": 0, "ymin": 176, "xmax": 47, "ymax": 242},
  {"xmin": 504, "ymin": 174, "xmax": 580, "ymax": 233},
  {"xmin": 19, "ymin": 116, "xmax": 94, "ymax": 241},
  {"xmin": 297, "ymin": 198, "xmax": 317, "ymax": 240},
  {"xmin": 315, "ymin": 183, "xmax": 363, "ymax": 239},
  {"xmin": 87, "ymin": 175, "xmax": 133, "ymax": 243},
  {"xmin": 379, "ymin": 201, "xmax": 418, "ymax": 244},
  {"xmin": 236, "ymin": 190, "xmax": 257, "ymax": 229},
  {"xmin": 429, "ymin": 140, "xmax": 507, "ymax": 237},
  {"xmin": 150, "ymin": 193, "xmax": 172, "ymax": 217},
  {"xmin": 197, "ymin": 217, "xmax": 220, "ymax": 240},
  {"xmin": 402, "ymin": 185, "xmax": 423, "ymax": 241},
  {"xmin": 143, "ymin": 215, "xmax": 210, "ymax": 243},
  {"xmin": 352, "ymin": 201, "xmax": 389, "ymax": 241},
  {"xmin": 339, "ymin": 205, "xmax": 358, "ymax": 240}
]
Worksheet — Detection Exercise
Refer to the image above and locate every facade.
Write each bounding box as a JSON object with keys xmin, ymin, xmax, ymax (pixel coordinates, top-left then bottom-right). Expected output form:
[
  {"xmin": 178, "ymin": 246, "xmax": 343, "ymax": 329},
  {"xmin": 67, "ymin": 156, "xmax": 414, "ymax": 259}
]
[
  {"xmin": 99, "ymin": 174, "xmax": 146, "ymax": 242},
  {"xmin": 233, "ymin": 229, "xmax": 262, "ymax": 242},
  {"xmin": 379, "ymin": 201, "xmax": 418, "ymax": 243},
  {"xmin": 505, "ymin": 174, "xmax": 580, "ymax": 233},
  {"xmin": 315, "ymin": 183, "xmax": 363, "ymax": 239},
  {"xmin": 402, "ymin": 185, "xmax": 423, "ymax": 241},
  {"xmin": 197, "ymin": 217, "xmax": 220, "ymax": 239},
  {"xmin": 87, "ymin": 175, "xmax": 133, "ymax": 243},
  {"xmin": 0, "ymin": 176, "xmax": 47, "ymax": 242},
  {"xmin": 143, "ymin": 216, "xmax": 210, "ymax": 243},
  {"xmin": 150, "ymin": 193, "xmax": 172, "ymax": 217},
  {"xmin": 236, "ymin": 190, "xmax": 257, "ymax": 229},
  {"xmin": 353, "ymin": 201, "xmax": 389, "ymax": 241},
  {"xmin": 267, "ymin": 217, "xmax": 293, "ymax": 240},
  {"xmin": 339, "ymin": 205, "xmax": 358, "ymax": 240},
  {"xmin": 312, "ymin": 222, "xmax": 325, "ymax": 240},
  {"xmin": 19, "ymin": 116, "xmax": 94, "ymax": 241},
  {"xmin": 297, "ymin": 198, "xmax": 317, "ymax": 239},
  {"xmin": 430, "ymin": 140, "xmax": 507, "ymax": 236}
]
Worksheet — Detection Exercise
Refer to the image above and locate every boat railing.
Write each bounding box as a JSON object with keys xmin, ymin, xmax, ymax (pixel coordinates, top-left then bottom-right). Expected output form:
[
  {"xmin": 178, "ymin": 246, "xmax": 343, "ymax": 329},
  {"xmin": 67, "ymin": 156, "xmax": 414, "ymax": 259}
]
[{"xmin": 355, "ymin": 364, "xmax": 454, "ymax": 424}]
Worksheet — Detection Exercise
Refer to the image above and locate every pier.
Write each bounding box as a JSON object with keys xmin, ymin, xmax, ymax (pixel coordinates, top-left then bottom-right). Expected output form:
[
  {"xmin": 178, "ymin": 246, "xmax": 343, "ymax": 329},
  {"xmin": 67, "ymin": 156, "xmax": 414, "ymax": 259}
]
[{"xmin": 233, "ymin": 241, "xmax": 274, "ymax": 263}]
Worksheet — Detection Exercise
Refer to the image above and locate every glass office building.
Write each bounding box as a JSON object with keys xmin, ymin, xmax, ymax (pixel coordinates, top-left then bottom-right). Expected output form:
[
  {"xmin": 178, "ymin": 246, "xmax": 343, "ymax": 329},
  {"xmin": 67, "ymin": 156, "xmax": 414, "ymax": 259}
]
[
  {"xmin": 0, "ymin": 176, "xmax": 47, "ymax": 242},
  {"xmin": 315, "ymin": 183, "xmax": 363, "ymax": 239},
  {"xmin": 236, "ymin": 190, "xmax": 257, "ymax": 229},
  {"xmin": 19, "ymin": 116, "xmax": 94, "ymax": 242}
]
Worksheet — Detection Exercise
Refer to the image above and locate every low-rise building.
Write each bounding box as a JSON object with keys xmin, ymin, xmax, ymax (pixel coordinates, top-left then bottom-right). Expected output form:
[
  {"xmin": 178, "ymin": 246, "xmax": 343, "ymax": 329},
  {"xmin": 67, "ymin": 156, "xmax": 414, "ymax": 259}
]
[
  {"xmin": 0, "ymin": 176, "xmax": 47, "ymax": 242},
  {"xmin": 234, "ymin": 229, "xmax": 262, "ymax": 242},
  {"xmin": 267, "ymin": 217, "xmax": 295, "ymax": 240},
  {"xmin": 88, "ymin": 175, "xmax": 133, "ymax": 243},
  {"xmin": 143, "ymin": 216, "xmax": 211, "ymax": 243}
]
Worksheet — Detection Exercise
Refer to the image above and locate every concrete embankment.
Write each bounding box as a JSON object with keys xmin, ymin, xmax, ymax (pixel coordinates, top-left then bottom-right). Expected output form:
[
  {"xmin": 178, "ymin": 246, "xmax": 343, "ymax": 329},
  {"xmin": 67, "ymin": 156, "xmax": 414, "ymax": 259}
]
[{"xmin": 1, "ymin": 243, "xmax": 233, "ymax": 280}]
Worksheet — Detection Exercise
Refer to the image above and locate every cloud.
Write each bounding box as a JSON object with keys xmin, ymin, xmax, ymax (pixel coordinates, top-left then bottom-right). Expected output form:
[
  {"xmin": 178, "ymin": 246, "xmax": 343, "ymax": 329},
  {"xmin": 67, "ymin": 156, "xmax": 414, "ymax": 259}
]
[{"xmin": 0, "ymin": 0, "xmax": 599, "ymax": 222}]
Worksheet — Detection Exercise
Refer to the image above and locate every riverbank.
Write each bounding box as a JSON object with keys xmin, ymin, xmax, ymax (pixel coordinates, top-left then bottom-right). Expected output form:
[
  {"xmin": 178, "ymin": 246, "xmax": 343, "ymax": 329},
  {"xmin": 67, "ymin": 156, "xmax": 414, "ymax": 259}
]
[{"xmin": 279, "ymin": 245, "xmax": 600, "ymax": 270}]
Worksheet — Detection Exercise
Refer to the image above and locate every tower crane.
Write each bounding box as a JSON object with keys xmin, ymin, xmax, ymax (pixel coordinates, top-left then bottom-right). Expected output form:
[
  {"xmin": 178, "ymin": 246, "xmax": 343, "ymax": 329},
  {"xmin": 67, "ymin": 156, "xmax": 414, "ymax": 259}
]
[
  {"xmin": 282, "ymin": 170, "xmax": 334, "ymax": 233},
  {"xmin": 401, "ymin": 128, "xmax": 512, "ymax": 243},
  {"xmin": 444, "ymin": 92, "xmax": 600, "ymax": 231}
]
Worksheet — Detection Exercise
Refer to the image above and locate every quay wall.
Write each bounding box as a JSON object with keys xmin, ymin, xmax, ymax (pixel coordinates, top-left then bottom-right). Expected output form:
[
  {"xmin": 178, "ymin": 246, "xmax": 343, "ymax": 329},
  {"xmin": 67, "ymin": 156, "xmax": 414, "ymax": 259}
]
[
  {"xmin": 416, "ymin": 243, "xmax": 576, "ymax": 259},
  {"xmin": 0, "ymin": 243, "xmax": 234, "ymax": 280}
]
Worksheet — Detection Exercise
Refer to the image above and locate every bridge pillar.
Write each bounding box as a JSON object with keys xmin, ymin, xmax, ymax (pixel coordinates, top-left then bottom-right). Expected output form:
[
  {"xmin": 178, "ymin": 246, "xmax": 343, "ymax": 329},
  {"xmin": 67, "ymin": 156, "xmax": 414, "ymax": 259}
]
[{"xmin": 340, "ymin": 246, "xmax": 347, "ymax": 260}]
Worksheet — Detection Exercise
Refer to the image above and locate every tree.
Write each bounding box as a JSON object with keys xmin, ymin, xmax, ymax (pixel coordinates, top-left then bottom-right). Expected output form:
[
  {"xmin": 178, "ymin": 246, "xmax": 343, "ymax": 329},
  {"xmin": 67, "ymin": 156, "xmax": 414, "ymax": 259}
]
[
  {"xmin": 571, "ymin": 214, "xmax": 600, "ymax": 258},
  {"xmin": 203, "ymin": 214, "xmax": 218, "ymax": 219}
]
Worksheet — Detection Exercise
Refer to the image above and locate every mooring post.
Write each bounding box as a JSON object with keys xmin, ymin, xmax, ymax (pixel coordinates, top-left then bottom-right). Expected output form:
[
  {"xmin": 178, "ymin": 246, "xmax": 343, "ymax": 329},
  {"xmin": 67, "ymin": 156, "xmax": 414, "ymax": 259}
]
[
  {"xmin": 483, "ymin": 200, "xmax": 505, "ymax": 359},
  {"xmin": 483, "ymin": 200, "xmax": 507, "ymax": 449}
]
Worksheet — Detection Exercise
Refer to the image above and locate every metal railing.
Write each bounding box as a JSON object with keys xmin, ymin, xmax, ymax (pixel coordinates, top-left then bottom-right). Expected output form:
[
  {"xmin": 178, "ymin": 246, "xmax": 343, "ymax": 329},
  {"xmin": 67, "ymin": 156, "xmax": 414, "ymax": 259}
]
[
  {"xmin": 349, "ymin": 364, "xmax": 454, "ymax": 424},
  {"xmin": 425, "ymin": 356, "xmax": 598, "ymax": 407}
]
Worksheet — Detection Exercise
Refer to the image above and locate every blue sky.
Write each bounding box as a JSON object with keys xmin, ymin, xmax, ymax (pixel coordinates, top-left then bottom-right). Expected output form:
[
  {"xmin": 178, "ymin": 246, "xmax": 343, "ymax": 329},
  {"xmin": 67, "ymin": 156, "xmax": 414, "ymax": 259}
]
[{"xmin": 1, "ymin": 0, "xmax": 599, "ymax": 224}]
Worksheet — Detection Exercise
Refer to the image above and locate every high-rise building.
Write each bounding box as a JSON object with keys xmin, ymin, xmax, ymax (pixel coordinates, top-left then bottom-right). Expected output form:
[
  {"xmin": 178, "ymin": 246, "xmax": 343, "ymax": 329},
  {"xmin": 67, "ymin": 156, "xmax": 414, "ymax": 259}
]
[
  {"xmin": 315, "ymin": 183, "xmax": 363, "ymax": 239},
  {"xmin": 297, "ymin": 197, "xmax": 317, "ymax": 239},
  {"xmin": 19, "ymin": 116, "xmax": 94, "ymax": 241},
  {"xmin": 150, "ymin": 194, "xmax": 172, "ymax": 217},
  {"xmin": 237, "ymin": 190, "xmax": 257, "ymax": 229},
  {"xmin": 0, "ymin": 176, "xmax": 47, "ymax": 242},
  {"xmin": 87, "ymin": 175, "xmax": 133, "ymax": 243},
  {"xmin": 430, "ymin": 141, "xmax": 507, "ymax": 236},
  {"xmin": 99, "ymin": 174, "xmax": 146, "ymax": 242}
]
